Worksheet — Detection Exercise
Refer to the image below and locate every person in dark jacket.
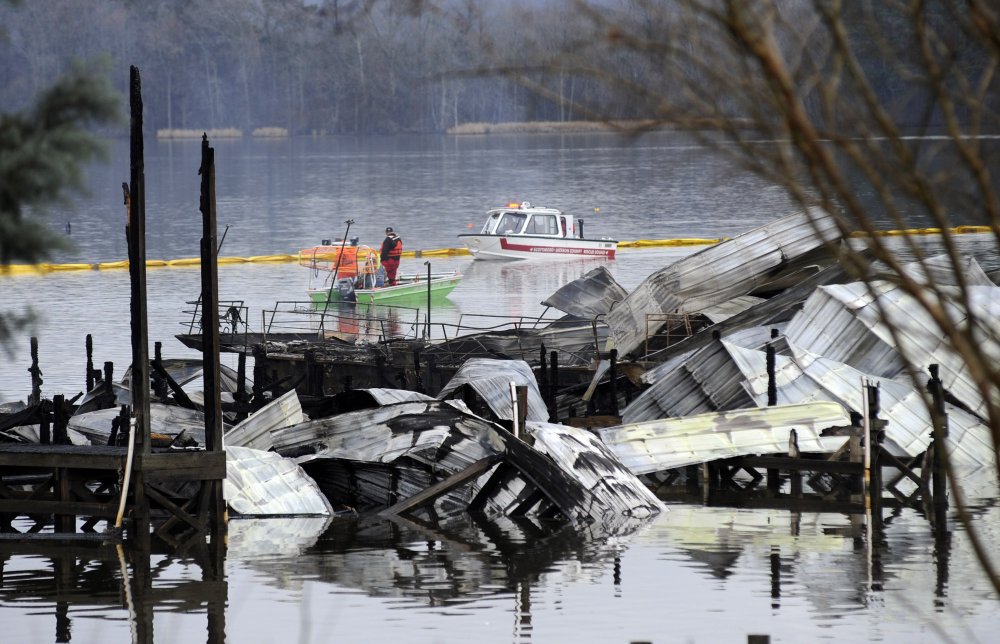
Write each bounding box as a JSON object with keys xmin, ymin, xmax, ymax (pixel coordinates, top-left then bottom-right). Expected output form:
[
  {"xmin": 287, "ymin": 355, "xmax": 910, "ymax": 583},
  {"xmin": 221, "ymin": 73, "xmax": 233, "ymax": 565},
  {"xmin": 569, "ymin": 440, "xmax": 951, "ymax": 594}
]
[{"xmin": 380, "ymin": 226, "xmax": 402, "ymax": 285}]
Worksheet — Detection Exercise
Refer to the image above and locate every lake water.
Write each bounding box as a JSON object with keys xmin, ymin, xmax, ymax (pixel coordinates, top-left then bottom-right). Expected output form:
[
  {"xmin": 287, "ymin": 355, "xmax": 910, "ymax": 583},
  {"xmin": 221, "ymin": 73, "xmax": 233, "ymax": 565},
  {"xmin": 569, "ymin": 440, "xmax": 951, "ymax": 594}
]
[{"xmin": 1, "ymin": 133, "xmax": 998, "ymax": 642}]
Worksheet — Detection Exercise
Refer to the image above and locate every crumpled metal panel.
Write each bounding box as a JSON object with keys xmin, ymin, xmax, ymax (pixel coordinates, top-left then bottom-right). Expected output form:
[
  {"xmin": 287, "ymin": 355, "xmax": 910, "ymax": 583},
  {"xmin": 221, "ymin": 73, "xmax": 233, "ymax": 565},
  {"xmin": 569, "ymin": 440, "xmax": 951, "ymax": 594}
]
[
  {"xmin": 436, "ymin": 358, "xmax": 549, "ymax": 421},
  {"xmin": 224, "ymin": 445, "xmax": 333, "ymax": 516},
  {"xmin": 273, "ymin": 400, "xmax": 505, "ymax": 467},
  {"xmin": 226, "ymin": 389, "xmax": 304, "ymax": 451},
  {"xmin": 528, "ymin": 422, "xmax": 665, "ymax": 520},
  {"xmin": 68, "ymin": 402, "xmax": 209, "ymax": 445},
  {"xmin": 887, "ymin": 253, "xmax": 995, "ymax": 287},
  {"xmin": 607, "ymin": 207, "xmax": 842, "ymax": 357},
  {"xmin": 600, "ymin": 401, "xmax": 852, "ymax": 474},
  {"xmin": 360, "ymin": 388, "xmax": 435, "ymax": 404},
  {"xmin": 541, "ymin": 265, "xmax": 628, "ymax": 319},
  {"xmin": 699, "ymin": 296, "xmax": 766, "ymax": 323},
  {"xmin": 621, "ymin": 336, "xmax": 760, "ymax": 423},
  {"xmin": 733, "ymin": 341, "xmax": 994, "ymax": 466},
  {"xmin": 785, "ymin": 280, "xmax": 1000, "ymax": 418}
]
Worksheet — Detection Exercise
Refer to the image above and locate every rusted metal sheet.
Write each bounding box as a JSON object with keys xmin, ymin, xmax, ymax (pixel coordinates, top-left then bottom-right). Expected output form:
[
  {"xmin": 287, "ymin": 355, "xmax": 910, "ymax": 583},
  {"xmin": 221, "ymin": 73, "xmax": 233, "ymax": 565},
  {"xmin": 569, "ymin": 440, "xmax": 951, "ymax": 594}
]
[
  {"xmin": 606, "ymin": 207, "xmax": 842, "ymax": 357},
  {"xmin": 599, "ymin": 401, "xmax": 852, "ymax": 474},
  {"xmin": 224, "ymin": 445, "xmax": 333, "ymax": 516},
  {"xmin": 437, "ymin": 358, "xmax": 549, "ymax": 422},
  {"xmin": 541, "ymin": 265, "xmax": 628, "ymax": 319}
]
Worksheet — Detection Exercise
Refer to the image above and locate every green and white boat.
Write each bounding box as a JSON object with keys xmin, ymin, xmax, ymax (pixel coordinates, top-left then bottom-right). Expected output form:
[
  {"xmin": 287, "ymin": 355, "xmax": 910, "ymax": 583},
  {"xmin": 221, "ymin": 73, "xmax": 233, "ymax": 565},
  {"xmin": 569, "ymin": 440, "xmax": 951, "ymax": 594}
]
[
  {"xmin": 302, "ymin": 242, "xmax": 461, "ymax": 305},
  {"xmin": 308, "ymin": 270, "xmax": 462, "ymax": 305}
]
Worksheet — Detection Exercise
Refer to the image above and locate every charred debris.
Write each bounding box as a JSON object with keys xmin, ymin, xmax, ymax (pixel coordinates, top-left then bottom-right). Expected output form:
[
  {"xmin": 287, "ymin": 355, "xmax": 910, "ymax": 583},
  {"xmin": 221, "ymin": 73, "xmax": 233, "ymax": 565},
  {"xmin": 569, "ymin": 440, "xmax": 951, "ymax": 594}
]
[{"xmin": 5, "ymin": 186, "xmax": 995, "ymax": 541}]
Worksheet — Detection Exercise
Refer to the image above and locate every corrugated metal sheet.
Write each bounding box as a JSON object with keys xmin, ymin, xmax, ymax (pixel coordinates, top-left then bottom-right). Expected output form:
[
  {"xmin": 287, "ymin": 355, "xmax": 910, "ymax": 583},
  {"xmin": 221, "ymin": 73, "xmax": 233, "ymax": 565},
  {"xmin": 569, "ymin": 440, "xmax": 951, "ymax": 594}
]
[
  {"xmin": 528, "ymin": 422, "xmax": 665, "ymax": 521},
  {"xmin": 224, "ymin": 445, "xmax": 334, "ymax": 516},
  {"xmin": 889, "ymin": 253, "xmax": 995, "ymax": 287},
  {"xmin": 436, "ymin": 358, "xmax": 549, "ymax": 421},
  {"xmin": 700, "ymin": 296, "xmax": 767, "ymax": 323},
  {"xmin": 541, "ymin": 265, "xmax": 628, "ymax": 318},
  {"xmin": 786, "ymin": 280, "xmax": 1000, "ymax": 418},
  {"xmin": 226, "ymin": 389, "xmax": 304, "ymax": 451},
  {"xmin": 364, "ymin": 388, "xmax": 435, "ymax": 405},
  {"xmin": 621, "ymin": 336, "xmax": 763, "ymax": 423},
  {"xmin": 600, "ymin": 401, "xmax": 852, "ymax": 474},
  {"xmin": 68, "ymin": 403, "xmax": 209, "ymax": 445},
  {"xmin": 607, "ymin": 207, "xmax": 842, "ymax": 357}
]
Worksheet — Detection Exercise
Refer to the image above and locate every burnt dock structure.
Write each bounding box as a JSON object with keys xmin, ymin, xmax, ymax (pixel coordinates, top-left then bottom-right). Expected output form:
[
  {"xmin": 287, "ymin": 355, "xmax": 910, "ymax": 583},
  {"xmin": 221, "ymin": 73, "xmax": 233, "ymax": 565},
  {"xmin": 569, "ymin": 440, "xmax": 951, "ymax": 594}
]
[{"xmin": 0, "ymin": 67, "xmax": 225, "ymax": 550}]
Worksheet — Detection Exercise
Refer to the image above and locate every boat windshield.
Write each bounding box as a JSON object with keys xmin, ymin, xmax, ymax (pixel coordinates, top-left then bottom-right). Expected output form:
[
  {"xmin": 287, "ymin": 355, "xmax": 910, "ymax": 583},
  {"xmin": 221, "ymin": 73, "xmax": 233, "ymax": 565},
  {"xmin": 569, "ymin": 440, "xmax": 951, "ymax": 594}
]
[
  {"xmin": 496, "ymin": 211, "xmax": 527, "ymax": 235},
  {"xmin": 481, "ymin": 212, "xmax": 501, "ymax": 234},
  {"xmin": 524, "ymin": 213, "xmax": 559, "ymax": 236}
]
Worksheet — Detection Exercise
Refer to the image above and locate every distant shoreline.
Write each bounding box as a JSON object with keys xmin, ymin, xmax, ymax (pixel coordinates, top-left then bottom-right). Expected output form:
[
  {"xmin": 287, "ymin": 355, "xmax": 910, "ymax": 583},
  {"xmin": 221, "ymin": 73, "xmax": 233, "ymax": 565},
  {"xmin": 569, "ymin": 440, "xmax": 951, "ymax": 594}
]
[{"xmin": 446, "ymin": 120, "xmax": 668, "ymax": 135}]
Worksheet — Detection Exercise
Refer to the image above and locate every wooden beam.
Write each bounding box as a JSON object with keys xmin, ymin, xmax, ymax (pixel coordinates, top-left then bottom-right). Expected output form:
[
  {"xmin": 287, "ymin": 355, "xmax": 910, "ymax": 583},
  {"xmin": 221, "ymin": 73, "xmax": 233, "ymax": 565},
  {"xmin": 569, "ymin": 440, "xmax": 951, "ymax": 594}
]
[{"xmin": 381, "ymin": 456, "xmax": 499, "ymax": 517}]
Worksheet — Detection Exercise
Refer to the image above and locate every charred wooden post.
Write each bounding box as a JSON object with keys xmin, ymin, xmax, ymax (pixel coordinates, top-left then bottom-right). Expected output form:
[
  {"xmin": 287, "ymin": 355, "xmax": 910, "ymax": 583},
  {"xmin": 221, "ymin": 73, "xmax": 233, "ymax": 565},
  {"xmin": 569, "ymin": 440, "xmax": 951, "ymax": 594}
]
[
  {"xmin": 766, "ymin": 342, "xmax": 777, "ymax": 407},
  {"xmin": 85, "ymin": 334, "xmax": 97, "ymax": 391},
  {"xmin": 197, "ymin": 132, "xmax": 227, "ymax": 543},
  {"xmin": 515, "ymin": 385, "xmax": 529, "ymax": 442},
  {"xmin": 927, "ymin": 364, "xmax": 950, "ymax": 527},
  {"xmin": 28, "ymin": 337, "xmax": 42, "ymax": 406},
  {"xmin": 39, "ymin": 399, "xmax": 51, "ymax": 445},
  {"xmin": 251, "ymin": 345, "xmax": 267, "ymax": 407},
  {"xmin": 866, "ymin": 383, "xmax": 885, "ymax": 520},
  {"xmin": 608, "ymin": 349, "xmax": 619, "ymax": 417},
  {"xmin": 305, "ymin": 349, "xmax": 324, "ymax": 396},
  {"xmin": 412, "ymin": 347, "xmax": 424, "ymax": 393},
  {"xmin": 52, "ymin": 394, "xmax": 68, "ymax": 445},
  {"xmin": 126, "ymin": 65, "xmax": 152, "ymax": 548},
  {"xmin": 234, "ymin": 352, "xmax": 249, "ymax": 422},
  {"xmin": 549, "ymin": 350, "xmax": 559, "ymax": 421},
  {"xmin": 152, "ymin": 341, "xmax": 168, "ymax": 399}
]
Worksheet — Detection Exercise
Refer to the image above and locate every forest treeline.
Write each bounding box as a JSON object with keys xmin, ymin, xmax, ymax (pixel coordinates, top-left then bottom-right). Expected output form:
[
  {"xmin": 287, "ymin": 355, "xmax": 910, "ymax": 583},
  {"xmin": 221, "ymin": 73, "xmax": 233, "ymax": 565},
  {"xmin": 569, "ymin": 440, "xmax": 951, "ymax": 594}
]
[{"xmin": 0, "ymin": 0, "xmax": 986, "ymax": 135}]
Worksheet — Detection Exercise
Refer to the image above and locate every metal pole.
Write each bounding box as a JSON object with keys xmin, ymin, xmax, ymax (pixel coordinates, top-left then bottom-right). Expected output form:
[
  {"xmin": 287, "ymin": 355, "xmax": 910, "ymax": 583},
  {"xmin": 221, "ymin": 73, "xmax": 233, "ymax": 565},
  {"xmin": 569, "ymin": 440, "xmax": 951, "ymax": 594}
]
[
  {"xmin": 322, "ymin": 218, "xmax": 354, "ymax": 319},
  {"xmin": 426, "ymin": 261, "xmax": 432, "ymax": 330}
]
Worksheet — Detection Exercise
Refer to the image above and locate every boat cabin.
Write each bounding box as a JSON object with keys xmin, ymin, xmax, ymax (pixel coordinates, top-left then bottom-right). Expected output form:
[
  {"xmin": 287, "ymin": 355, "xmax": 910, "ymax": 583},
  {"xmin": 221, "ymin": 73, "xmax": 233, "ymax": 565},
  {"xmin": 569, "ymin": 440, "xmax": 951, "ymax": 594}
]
[{"xmin": 481, "ymin": 202, "xmax": 578, "ymax": 238}]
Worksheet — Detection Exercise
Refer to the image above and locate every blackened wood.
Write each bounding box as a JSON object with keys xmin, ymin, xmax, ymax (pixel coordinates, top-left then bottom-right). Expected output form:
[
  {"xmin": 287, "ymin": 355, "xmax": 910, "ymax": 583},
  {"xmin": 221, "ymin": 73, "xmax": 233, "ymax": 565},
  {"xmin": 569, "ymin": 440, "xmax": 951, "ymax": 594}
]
[
  {"xmin": 766, "ymin": 342, "xmax": 777, "ymax": 406},
  {"xmin": 149, "ymin": 359, "xmax": 198, "ymax": 410},
  {"xmin": 85, "ymin": 334, "xmax": 96, "ymax": 392},
  {"xmin": 127, "ymin": 65, "xmax": 151, "ymax": 456},
  {"xmin": 29, "ymin": 337, "xmax": 42, "ymax": 406},
  {"xmin": 608, "ymin": 348, "xmax": 619, "ymax": 416},
  {"xmin": 380, "ymin": 455, "xmax": 499, "ymax": 516},
  {"xmin": 199, "ymin": 134, "xmax": 223, "ymax": 455},
  {"xmin": 53, "ymin": 394, "xmax": 68, "ymax": 445}
]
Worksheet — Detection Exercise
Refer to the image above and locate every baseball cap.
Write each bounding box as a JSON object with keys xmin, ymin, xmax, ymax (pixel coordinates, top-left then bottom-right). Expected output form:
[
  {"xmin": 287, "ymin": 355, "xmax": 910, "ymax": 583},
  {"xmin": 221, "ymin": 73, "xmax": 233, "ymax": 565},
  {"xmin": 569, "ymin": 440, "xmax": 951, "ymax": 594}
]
[{"xmin": 385, "ymin": 226, "xmax": 394, "ymax": 233}]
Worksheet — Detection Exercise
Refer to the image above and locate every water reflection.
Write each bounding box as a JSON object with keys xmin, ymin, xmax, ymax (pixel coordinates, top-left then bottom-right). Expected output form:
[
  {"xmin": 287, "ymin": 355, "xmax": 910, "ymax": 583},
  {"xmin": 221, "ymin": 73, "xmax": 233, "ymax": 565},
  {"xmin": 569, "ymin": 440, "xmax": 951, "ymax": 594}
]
[{"xmin": 3, "ymin": 497, "xmax": 998, "ymax": 642}]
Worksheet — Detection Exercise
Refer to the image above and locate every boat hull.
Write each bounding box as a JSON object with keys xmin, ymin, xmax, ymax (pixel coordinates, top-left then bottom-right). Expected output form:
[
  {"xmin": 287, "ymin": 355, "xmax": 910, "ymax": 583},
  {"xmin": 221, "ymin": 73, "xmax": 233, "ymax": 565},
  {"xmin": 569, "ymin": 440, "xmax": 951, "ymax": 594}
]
[
  {"xmin": 458, "ymin": 234, "xmax": 617, "ymax": 261},
  {"xmin": 308, "ymin": 273, "xmax": 462, "ymax": 305}
]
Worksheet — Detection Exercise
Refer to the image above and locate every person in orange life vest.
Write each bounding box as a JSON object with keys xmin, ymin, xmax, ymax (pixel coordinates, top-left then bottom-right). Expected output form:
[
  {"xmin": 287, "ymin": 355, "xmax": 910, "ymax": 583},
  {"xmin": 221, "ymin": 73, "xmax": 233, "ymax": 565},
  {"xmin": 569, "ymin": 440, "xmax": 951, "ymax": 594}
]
[{"xmin": 380, "ymin": 226, "xmax": 402, "ymax": 286}]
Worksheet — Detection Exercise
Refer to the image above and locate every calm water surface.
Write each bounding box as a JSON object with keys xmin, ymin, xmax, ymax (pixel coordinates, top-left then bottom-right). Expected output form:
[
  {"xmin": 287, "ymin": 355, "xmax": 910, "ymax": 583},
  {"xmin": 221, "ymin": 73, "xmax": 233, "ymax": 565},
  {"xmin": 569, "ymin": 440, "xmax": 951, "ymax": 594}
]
[{"xmin": 1, "ymin": 133, "xmax": 997, "ymax": 642}]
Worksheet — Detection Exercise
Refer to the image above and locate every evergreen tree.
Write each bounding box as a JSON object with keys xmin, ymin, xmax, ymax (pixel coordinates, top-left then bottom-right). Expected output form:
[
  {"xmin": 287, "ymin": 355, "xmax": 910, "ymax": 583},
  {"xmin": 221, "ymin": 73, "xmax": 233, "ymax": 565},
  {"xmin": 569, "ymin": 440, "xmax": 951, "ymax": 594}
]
[{"xmin": 0, "ymin": 59, "xmax": 121, "ymax": 342}]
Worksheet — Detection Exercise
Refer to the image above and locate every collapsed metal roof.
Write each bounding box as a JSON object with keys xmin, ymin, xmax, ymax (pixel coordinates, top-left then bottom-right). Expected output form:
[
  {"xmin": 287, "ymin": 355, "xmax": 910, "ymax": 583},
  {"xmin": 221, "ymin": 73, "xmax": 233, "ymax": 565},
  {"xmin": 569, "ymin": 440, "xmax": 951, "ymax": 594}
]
[
  {"xmin": 226, "ymin": 389, "xmax": 304, "ymax": 451},
  {"xmin": 599, "ymin": 401, "xmax": 852, "ymax": 474},
  {"xmin": 540, "ymin": 265, "xmax": 628, "ymax": 319},
  {"xmin": 606, "ymin": 207, "xmax": 843, "ymax": 357},
  {"xmin": 437, "ymin": 358, "xmax": 549, "ymax": 422},
  {"xmin": 224, "ymin": 445, "xmax": 334, "ymax": 516},
  {"xmin": 784, "ymin": 279, "xmax": 1000, "ymax": 419}
]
